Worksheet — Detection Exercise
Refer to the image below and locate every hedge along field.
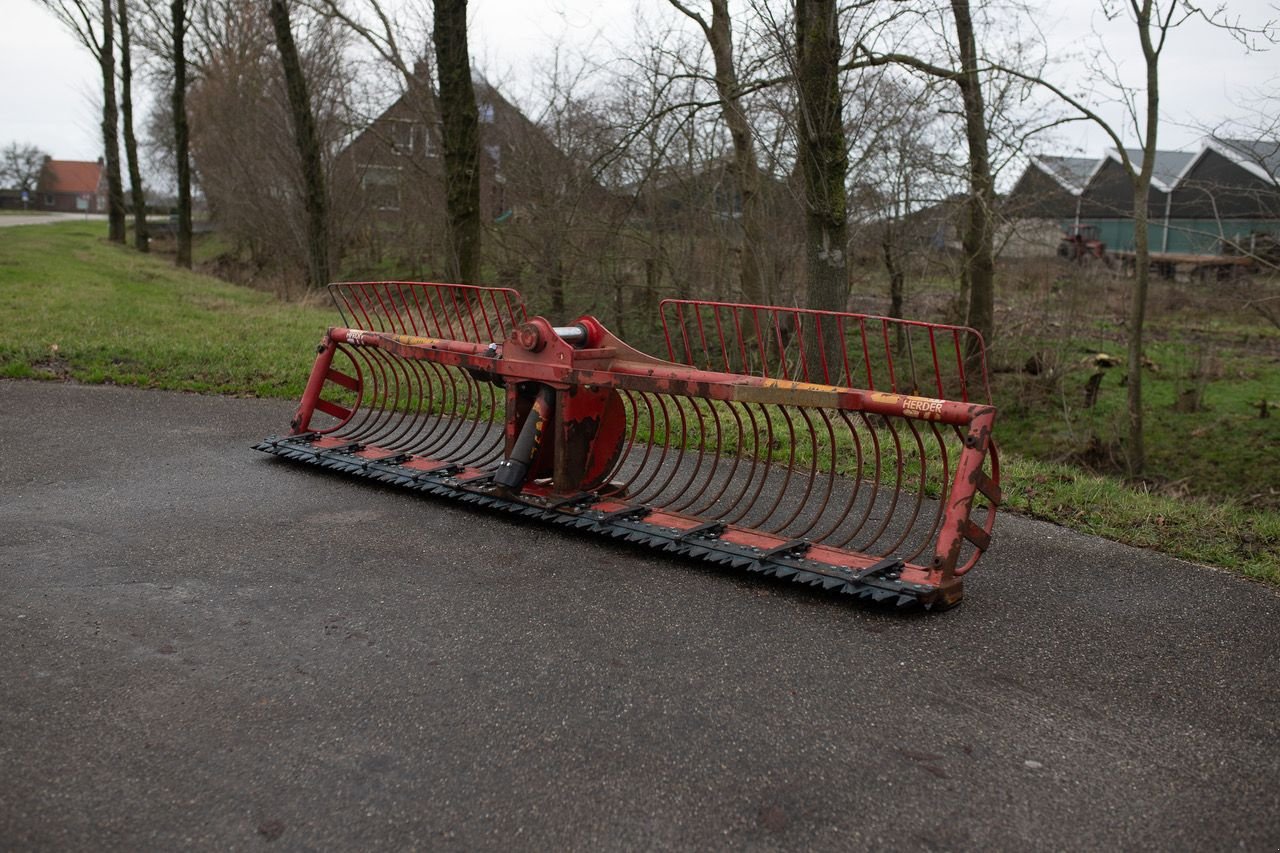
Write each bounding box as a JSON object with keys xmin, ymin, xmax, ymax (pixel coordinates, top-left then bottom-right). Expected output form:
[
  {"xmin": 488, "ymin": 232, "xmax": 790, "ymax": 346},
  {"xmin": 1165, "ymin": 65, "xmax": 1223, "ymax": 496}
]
[{"xmin": 1, "ymin": 220, "xmax": 1276, "ymax": 584}]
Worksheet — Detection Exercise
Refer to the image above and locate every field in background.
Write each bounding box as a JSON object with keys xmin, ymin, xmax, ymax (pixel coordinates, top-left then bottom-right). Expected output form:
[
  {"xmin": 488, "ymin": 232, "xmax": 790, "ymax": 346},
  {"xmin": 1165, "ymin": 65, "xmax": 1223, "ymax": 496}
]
[{"xmin": 2, "ymin": 221, "xmax": 1276, "ymax": 583}]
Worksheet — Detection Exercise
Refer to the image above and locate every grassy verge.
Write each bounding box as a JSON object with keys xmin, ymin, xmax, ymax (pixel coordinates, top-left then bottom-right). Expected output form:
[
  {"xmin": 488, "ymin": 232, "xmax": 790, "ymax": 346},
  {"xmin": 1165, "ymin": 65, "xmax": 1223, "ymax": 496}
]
[
  {"xmin": 1, "ymin": 221, "xmax": 1276, "ymax": 585},
  {"xmin": 0, "ymin": 221, "xmax": 333, "ymax": 396}
]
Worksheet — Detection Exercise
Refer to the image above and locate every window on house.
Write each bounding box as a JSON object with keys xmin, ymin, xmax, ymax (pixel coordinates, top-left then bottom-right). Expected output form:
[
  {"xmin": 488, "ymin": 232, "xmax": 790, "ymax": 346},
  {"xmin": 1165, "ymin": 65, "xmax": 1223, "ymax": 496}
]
[
  {"xmin": 413, "ymin": 124, "xmax": 431, "ymax": 157},
  {"xmin": 479, "ymin": 103, "xmax": 495, "ymax": 124},
  {"xmin": 389, "ymin": 119, "xmax": 414, "ymax": 154},
  {"xmin": 361, "ymin": 166, "xmax": 401, "ymax": 211}
]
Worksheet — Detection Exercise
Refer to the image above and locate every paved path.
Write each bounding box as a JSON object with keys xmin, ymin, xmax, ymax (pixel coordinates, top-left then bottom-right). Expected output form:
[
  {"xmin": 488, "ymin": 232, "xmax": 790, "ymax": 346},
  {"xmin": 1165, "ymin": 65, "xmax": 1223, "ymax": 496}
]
[
  {"xmin": 1, "ymin": 381, "xmax": 1276, "ymax": 851},
  {"xmin": 0, "ymin": 212, "xmax": 107, "ymax": 227}
]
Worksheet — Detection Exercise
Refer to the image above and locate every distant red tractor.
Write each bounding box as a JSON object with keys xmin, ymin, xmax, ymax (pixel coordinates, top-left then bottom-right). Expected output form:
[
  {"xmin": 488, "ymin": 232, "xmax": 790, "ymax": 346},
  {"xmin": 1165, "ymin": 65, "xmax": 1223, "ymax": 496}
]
[{"xmin": 1058, "ymin": 224, "xmax": 1107, "ymax": 261}]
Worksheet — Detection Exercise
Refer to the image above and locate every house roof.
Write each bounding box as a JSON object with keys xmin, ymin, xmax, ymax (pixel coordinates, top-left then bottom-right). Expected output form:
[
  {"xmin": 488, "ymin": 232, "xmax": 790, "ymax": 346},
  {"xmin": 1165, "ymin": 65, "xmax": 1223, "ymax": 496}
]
[
  {"xmin": 1112, "ymin": 148, "xmax": 1196, "ymax": 192},
  {"xmin": 1030, "ymin": 155, "xmax": 1100, "ymax": 195},
  {"xmin": 41, "ymin": 160, "xmax": 103, "ymax": 194},
  {"xmin": 1208, "ymin": 137, "xmax": 1280, "ymax": 181}
]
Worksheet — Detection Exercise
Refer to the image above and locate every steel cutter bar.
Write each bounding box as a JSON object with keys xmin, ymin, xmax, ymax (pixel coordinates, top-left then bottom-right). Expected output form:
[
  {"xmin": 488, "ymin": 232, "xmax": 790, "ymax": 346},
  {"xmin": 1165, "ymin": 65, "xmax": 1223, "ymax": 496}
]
[{"xmin": 259, "ymin": 283, "xmax": 1000, "ymax": 610}]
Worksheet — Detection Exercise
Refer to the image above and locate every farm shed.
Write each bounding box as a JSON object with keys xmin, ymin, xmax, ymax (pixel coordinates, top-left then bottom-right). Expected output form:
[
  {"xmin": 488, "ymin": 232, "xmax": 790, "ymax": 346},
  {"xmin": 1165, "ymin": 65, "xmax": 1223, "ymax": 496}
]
[{"xmin": 1005, "ymin": 138, "xmax": 1280, "ymax": 256}]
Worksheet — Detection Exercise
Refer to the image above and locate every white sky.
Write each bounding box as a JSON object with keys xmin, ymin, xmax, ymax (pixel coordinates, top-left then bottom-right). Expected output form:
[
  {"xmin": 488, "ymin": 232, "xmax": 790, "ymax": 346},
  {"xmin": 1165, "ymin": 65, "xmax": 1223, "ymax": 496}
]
[{"xmin": 1, "ymin": 0, "xmax": 1275, "ymax": 166}]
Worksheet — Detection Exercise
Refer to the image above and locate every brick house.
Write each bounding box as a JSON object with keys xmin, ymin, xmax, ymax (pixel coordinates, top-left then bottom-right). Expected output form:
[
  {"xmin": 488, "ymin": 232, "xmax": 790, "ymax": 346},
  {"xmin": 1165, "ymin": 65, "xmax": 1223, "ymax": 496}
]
[
  {"xmin": 35, "ymin": 158, "xmax": 108, "ymax": 213},
  {"xmin": 338, "ymin": 63, "xmax": 614, "ymax": 292},
  {"xmin": 340, "ymin": 64, "xmax": 564, "ymax": 223}
]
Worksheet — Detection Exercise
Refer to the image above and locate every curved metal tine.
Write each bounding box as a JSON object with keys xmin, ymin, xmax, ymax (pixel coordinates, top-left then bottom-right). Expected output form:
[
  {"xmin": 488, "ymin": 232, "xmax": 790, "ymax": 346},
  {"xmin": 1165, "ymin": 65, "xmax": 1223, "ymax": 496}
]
[
  {"xmin": 722, "ymin": 400, "xmax": 772, "ymax": 527},
  {"xmin": 899, "ymin": 420, "xmax": 953, "ymax": 564},
  {"xmin": 785, "ymin": 405, "xmax": 840, "ymax": 542},
  {"xmin": 856, "ymin": 408, "xmax": 910, "ymax": 556},
  {"xmin": 411, "ymin": 360, "xmax": 465, "ymax": 459},
  {"xmin": 668, "ymin": 395, "xmax": 722, "ymax": 513},
  {"xmin": 876, "ymin": 413, "xmax": 933, "ymax": 559},
  {"xmin": 364, "ymin": 346, "xmax": 409, "ymax": 444},
  {"xmin": 809, "ymin": 408, "xmax": 868, "ymax": 543},
  {"xmin": 450, "ymin": 367, "xmax": 504, "ymax": 466},
  {"xmin": 467, "ymin": 380, "xmax": 509, "ymax": 467},
  {"xmin": 428, "ymin": 364, "xmax": 481, "ymax": 459},
  {"xmin": 686, "ymin": 399, "xmax": 751, "ymax": 519},
  {"xmin": 648, "ymin": 393, "xmax": 695, "ymax": 507},
  {"xmin": 630, "ymin": 393, "xmax": 679, "ymax": 504},
  {"xmin": 833, "ymin": 410, "xmax": 886, "ymax": 550},
  {"xmin": 739, "ymin": 402, "xmax": 796, "ymax": 534},
  {"xmin": 596, "ymin": 389, "xmax": 649, "ymax": 499},
  {"xmin": 615, "ymin": 392, "xmax": 656, "ymax": 499},
  {"xmin": 356, "ymin": 348, "xmax": 418, "ymax": 448},
  {"xmin": 336, "ymin": 347, "xmax": 391, "ymax": 443},
  {"xmin": 764, "ymin": 403, "xmax": 822, "ymax": 537},
  {"xmin": 381, "ymin": 357, "xmax": 438, "ymax": 455},
  {"xmin": 418, "ymin": 362, "xmax": 467, "ymax": 458}
]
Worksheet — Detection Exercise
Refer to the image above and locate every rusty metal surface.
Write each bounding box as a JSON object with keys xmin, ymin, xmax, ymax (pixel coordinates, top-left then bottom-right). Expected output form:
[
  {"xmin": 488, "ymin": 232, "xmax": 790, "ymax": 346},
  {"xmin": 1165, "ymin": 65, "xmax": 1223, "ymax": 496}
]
[{"xmin": 264, "ymin": 283, "xmax": 1001, "ymax": 608}]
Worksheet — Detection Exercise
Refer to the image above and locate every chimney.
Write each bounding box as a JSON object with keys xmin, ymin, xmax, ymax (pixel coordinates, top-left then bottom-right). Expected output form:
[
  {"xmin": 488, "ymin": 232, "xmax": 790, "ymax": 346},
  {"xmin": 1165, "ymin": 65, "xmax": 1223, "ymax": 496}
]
[{"xmin": 97, "ymin": 156, "xmax": 104, "ymax": 166}]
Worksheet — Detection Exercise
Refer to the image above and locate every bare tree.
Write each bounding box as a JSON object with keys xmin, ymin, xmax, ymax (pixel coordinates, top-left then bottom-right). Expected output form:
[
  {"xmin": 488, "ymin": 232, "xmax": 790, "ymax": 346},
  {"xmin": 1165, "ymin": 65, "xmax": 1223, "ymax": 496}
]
[
  {"xmin": 171, "ymin": 0, "xmax": 192, "ymax": 267},
  {"xmin": 843, "ymin": 1, "xmax": 1001, "ymax": 363},
  {"xmin": 794, "ymin": 0, "xmax": 849, "ymax": 321},
  {"xmin": 992, "ymin": 1, "xmax": 1277, "ymax": 477},
  {"xmin": 38, "ymin": 0, "xmax": 128, "ymax": 242},
  {"xmin": 269, "ymin": 0, "xmax": 331, "ymax": 290},
  {"xmin": 433, "ymin": 0, "xmax": 481, "ymax": 284},
  {"xmin": 846, "ymin": 74, "xmax": 955, "ymax": 328},
  {"xmin": 666, "ymin": 0, "xmax": 773, "ymax": 304},
  {"xmin": 118, "ymin": 0, "xmax": 149, "ymax": 250},
  {"xmin": 0, "ymin": 143, "xmax": 48, "ymax": 193},
  {"xmin": 128, "ymin": 0, "xmax": 185, "ymax": 258}
]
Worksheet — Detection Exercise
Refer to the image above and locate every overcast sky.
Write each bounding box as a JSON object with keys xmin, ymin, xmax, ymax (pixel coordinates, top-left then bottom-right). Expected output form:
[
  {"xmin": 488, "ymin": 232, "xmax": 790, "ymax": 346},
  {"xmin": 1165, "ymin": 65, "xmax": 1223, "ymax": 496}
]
[{"xmin": 1, "ymin": 0, "xmax": 1275, "ymax": 166}]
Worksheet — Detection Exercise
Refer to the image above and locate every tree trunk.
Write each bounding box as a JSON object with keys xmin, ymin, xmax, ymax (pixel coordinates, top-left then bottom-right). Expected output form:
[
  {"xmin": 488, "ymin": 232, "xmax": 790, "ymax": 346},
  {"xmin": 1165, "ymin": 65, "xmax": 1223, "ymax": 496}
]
[
  {"xmin": 432, "ymin": 0, "xmax": 481, "ymax": 285},
  {"xmin": 882, "ymin": 229, "xmax": 906, "ymax": 353},
  {"xmin": 171, "ymin": 0, "xmax": 192, "ymax": 268},
  {"xmin": 1127, "ymin": 183, "xmax": 1151, "ymax": 477},
  {"xmin": 950, "ymin": 0, "xmax": 995, "ymax": 363},
  {"xmin": 1125, "ymin": 0, "xmax": 1162, "ymax": 479},
  {"xmin": 117, "ymin": 0, "xmax": 147, "ymax": 251},
  {"xmin": 703, "ymin": 0, "xmax": 769, "ymax": 305},
  {"xmin": 795, "ymin": 0, "xmax": 847, "ymax": 376},
  {"xmin": 269, "ymin": 0, "xmax": 331, "ymax": 291},
  {"xmin": 99, "ymin": 0, "xmax": 126, "ymax": 243}
]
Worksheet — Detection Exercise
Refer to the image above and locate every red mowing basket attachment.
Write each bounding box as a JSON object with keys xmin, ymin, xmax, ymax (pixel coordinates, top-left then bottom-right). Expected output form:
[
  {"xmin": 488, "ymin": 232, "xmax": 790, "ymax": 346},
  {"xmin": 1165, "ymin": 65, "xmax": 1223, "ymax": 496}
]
[{"xmin": 256, "ymin": 282, "xmax": 1001, "ymax": 609}]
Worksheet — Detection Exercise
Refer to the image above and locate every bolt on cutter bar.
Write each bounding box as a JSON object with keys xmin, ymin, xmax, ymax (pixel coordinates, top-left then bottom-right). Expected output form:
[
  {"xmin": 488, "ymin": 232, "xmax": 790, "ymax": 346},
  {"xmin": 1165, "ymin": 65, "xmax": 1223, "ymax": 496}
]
[{"xmin": 256, "ymin": 282, "xmax": 1001, "ymax": 609}]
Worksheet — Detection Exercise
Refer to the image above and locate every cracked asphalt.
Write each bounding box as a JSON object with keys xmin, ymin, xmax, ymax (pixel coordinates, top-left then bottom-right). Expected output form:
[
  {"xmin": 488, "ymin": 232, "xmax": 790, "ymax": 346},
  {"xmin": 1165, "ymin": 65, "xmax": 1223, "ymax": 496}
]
[{"xmin": 1, "ymin": 380, "xmax": 1277, "ymax": 850}]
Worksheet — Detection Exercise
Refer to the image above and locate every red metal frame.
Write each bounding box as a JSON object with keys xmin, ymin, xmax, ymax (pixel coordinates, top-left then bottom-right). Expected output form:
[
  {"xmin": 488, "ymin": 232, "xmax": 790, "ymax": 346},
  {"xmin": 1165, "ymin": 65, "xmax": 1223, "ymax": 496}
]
[{"xmin": 269, "ymin": 283, "xmax": 1001, "ymax": 609}]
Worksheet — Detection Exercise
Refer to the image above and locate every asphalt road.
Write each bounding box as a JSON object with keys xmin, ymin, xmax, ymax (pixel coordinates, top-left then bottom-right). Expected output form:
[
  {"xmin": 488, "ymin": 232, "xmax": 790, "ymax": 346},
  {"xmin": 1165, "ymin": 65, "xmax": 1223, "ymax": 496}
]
[
  {"xmin": 0, "ymin": 213, "xmax": 107, "ymax": 228},
  {"xmin": 2, "ymin": 380, "xmax": 1277, "ymax": 851}
]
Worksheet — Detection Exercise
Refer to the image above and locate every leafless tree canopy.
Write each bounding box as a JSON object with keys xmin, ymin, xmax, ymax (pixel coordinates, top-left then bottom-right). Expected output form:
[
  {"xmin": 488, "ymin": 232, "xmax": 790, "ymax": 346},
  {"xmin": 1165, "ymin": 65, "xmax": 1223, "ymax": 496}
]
[{"xmin": 0, "ymin": 143, "xmax": 49, "ymax": 192}]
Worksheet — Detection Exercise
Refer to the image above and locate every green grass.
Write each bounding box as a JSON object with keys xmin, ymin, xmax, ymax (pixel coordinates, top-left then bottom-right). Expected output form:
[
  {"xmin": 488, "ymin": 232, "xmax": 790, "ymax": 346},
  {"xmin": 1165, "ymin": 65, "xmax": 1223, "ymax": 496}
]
[
  {"xmin": 994, "ymin": 334, "xmax": 1280, "ymax": 504},
  {"xmin": 0, "ymin": 221, "xmax": 333, "ymax": 396},
  {"xmin": 999, "ymin": 453, "xmax": 1278, "ymax": 584},
  {"xmin": 1, "ymin": 221, "xmax": 1276, "ymax": 585}
]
